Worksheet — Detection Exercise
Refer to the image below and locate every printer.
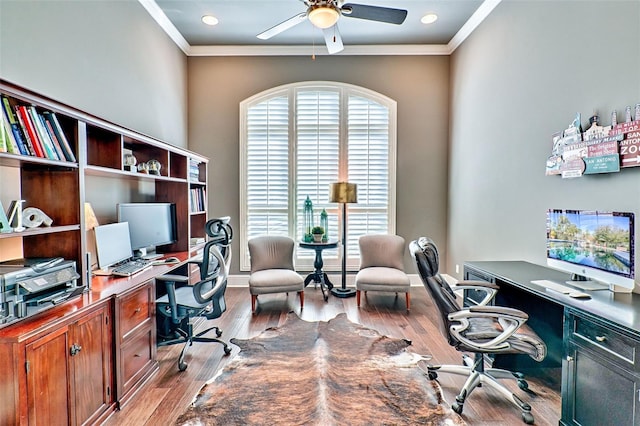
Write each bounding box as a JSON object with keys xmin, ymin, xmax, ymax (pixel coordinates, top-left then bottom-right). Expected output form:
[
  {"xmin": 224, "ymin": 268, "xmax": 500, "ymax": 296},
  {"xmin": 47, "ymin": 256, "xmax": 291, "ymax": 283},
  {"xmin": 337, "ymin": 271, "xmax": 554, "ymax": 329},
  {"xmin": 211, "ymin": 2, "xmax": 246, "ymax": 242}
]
[{"xmin": 0, "ymin": 258, "xmax": 83, "ymax": 327}]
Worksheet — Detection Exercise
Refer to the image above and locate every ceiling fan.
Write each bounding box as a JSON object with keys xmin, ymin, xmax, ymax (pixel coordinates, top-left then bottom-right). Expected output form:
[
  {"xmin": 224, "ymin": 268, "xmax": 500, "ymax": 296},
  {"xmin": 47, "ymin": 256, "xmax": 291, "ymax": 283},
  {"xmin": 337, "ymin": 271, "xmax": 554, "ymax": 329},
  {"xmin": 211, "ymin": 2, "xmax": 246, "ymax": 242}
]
[{"xmin": 256, "ymin": 1, "xmax": 408, "ymax": 54}]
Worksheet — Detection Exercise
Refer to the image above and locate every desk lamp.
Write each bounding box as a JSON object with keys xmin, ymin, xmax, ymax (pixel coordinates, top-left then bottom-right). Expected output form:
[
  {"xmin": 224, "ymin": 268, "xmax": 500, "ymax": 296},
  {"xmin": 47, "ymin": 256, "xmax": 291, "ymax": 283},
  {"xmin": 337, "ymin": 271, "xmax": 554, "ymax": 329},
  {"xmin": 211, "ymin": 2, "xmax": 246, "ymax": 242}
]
[{"xmin": 329, "ymin": 182, "xmax": 357, "ymax": 298}]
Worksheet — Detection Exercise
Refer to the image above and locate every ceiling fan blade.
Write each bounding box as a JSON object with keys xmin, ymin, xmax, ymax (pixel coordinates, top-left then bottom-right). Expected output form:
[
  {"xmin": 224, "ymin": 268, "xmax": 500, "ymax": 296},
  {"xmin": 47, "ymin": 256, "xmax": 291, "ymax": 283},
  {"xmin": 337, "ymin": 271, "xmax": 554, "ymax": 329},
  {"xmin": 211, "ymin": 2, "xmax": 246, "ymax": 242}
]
[
  {"xmin": 341, "ymin": 3, "xmax": 407, "ymax": 25},
  {"xmin": 257, "ymin": 12, "xmax": 307, "ymax": 40},
  {"xmin": 323, "ymin": 25, "xmax": 344, "ymax": 54}
]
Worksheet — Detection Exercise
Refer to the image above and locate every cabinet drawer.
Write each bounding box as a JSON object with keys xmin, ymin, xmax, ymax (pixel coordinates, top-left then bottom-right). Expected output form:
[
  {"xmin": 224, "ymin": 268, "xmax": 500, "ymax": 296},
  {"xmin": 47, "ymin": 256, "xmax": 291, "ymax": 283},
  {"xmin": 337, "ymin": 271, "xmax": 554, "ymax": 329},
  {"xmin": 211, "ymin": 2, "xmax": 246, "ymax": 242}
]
[
  {"xmin": 571, "ymin": 314, "xmax": 637, "ymax": 366},
  {"xmin": 122, "ymin": 328, "xmax": 153, "ymax": 390},
  {"xmin": 119, "ymin": 285, "xmax": 151, "ymax": 338}
]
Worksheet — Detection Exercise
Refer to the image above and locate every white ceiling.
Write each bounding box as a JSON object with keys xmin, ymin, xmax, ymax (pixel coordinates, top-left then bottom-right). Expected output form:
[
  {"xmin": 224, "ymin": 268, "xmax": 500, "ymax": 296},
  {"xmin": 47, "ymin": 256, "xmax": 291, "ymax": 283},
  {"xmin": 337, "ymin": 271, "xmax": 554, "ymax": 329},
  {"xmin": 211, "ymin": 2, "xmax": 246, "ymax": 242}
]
[{"xmin": 140, "ymin": 0, "xmax": 500, "ymax": 56}]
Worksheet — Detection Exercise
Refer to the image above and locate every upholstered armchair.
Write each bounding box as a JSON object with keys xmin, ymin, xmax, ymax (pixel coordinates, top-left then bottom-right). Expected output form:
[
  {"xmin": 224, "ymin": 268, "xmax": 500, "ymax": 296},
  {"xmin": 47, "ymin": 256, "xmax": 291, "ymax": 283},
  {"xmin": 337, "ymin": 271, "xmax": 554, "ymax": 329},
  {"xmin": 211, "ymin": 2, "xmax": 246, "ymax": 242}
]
[
  {"xmin": 355, "ymin": 234, "xmax": 411, "ymax": 311},
  {"xmin": 248, "ymin": 236, "xmax": 304, "ymax": 314},
  {"xmin": 409, "ymin": 237, "xmax": 546, "ymax": 425}
]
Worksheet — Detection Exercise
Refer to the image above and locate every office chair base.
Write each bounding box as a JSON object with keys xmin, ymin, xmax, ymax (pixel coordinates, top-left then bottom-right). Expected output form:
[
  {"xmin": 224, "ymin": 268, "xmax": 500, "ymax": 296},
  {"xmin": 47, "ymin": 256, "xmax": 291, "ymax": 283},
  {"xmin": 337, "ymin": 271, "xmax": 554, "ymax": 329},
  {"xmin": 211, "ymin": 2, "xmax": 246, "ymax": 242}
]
[
  {"xmin": 426, "ymin": 362, "xmax": 534, "ymax": 424},
  {"xmin": 158, "ymin": 323, "xmax": 232, "ymax": 371}
]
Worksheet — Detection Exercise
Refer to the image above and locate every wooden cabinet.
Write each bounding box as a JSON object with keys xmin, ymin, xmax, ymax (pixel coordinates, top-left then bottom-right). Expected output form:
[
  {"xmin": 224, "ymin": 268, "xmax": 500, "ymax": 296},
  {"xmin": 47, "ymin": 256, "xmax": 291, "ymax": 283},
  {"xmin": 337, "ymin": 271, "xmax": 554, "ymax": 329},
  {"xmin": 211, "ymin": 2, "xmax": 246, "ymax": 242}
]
[
  {"xmin": 114, "ymin": 281, "xmax": 157, "ymax": 407},
  {"xmin": 562, "ymin": 309, "xmax": 640, "ymax": 426},
  {"xmin": 0, "ymin": 300, "xmax": 113, "ymax": 425},
  {"xmin": 0, "ymin": 80, "xmax": 208, "ymax": 423}
]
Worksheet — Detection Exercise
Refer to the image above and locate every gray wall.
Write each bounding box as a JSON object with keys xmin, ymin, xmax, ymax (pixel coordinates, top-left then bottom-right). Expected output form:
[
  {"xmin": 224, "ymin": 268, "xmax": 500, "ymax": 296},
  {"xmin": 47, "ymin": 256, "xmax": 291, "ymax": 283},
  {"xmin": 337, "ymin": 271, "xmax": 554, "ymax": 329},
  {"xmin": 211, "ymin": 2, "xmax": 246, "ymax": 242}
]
[
  {"xmin": 448, "ymin": 1, "xmax": 640, "ymax": 285},
  {"xmin": 187, "ymin": 55, "xmax": 451, "ymax": 274},
  {"xmin": 0, "ymin": 0, "xmax": 188, "ymax": 147}
]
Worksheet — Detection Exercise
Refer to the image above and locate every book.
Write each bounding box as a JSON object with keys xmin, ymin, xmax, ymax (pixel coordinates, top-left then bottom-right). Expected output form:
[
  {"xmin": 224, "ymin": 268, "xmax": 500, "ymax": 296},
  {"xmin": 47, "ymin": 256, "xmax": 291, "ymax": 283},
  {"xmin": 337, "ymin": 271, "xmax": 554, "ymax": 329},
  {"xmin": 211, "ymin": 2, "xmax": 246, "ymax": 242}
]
[
  {"xmin": 1, "ymin": 96, "xmax": 29, "ymax": 156},
  {"xmin": 43, "ymin": 111, "xmax": 76, "ymax": 162},
  {"xmin": 29, "ymin": 106, "xmax": 58, "ymax": 160},
  {"xmin": 1, "ymin": 106, "xmax": 21, "ymax": 154},
  {"xmin": 43, "ymin": 117, "xmax": 66, "ymax": 161},
  {"xmin": 16, "ymin": 105, "xmax": 45, "ymax": 157}
]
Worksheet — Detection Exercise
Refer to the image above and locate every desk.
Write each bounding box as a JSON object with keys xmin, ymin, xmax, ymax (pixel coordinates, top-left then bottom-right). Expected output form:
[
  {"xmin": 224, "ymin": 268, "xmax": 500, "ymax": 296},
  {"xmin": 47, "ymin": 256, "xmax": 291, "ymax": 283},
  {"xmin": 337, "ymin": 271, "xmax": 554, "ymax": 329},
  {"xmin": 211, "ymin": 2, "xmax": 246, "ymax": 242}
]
[
  {"xmin": 299, "ymin": 241, "xmax": 338, "ymax": 301},
  {"xmin": 464, "ymin": 261, "xmax": 640, "ymax": 426}
]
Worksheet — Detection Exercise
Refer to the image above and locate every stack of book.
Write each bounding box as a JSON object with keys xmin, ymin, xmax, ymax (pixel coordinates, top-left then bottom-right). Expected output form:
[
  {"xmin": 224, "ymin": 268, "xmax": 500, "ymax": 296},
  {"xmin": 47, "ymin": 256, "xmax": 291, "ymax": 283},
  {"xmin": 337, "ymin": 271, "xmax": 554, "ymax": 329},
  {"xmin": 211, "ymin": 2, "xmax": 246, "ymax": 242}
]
[
  {"xmin": 189, "ymin": 159, "xmax": 202, "ymax": 182},
  {"xmin": 190, "ymin": 187, "xmax": 207, "ymax": 213},
  {"xmin": 0, "ymin": 95, "xmax": 76, "ymax": 162}
]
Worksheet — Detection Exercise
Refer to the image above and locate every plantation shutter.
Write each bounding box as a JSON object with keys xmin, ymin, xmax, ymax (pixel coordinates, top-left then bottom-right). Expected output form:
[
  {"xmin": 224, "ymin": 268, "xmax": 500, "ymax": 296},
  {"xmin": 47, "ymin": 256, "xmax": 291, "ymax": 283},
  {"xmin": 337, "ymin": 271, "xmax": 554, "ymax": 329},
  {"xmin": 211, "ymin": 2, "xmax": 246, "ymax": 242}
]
[
  {"xmin": 346, "ymin": 95, "xmax": 390, "ymax": 259},
  {"xmin": 245, "ymin": 95, "xmax": 290, "ymax": 239},
  {"xmin": 295, "ymin": 89, "xmax": 340, "ymax": 262}
]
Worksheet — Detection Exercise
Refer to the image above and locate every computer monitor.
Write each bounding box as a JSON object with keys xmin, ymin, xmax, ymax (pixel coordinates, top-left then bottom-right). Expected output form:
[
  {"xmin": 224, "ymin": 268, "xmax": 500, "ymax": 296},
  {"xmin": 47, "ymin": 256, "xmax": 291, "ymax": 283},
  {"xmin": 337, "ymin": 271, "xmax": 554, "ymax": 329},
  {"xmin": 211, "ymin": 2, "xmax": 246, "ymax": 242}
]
[
  {"xmin": 117, "ymin": 203, "xmax": 177, "ymax": 259},
  {"xmin": 94, "ymin": 222, "xmax": 134, "ymax": 270},
  {"xmin": 546, "ymin": 209, "xmax": 635, "ymax": 291}
]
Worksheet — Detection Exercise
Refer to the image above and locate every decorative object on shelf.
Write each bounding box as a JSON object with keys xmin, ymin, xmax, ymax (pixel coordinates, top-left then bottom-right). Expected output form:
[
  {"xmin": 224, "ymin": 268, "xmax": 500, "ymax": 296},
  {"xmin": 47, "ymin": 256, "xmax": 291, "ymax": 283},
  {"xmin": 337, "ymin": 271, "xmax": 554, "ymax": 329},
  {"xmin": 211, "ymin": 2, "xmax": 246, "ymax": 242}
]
[
  {"xmin": 137, "ymin": 162, "xmax": 149, "ymax": 174},
  {"xmin": 123, "ymin": 149, "xmax": 137, "ymax": 172},
  {"xmin": 312, "ymin": 226, "xmax": 325, "ymax": 243},
  {"xmin": 147, "ymin": 159, "xmax": 161, "ymax": 176},
  {"xmin": 320, "ymin": 208, "xmax": 328, "ymax": 242},
  {"xmin": 0, "ymin": 199, "xmax": 25, "ymax": 233},
  {"xmin": 329, "ymin": 181, "xmax": 357, "ymax": 298},
  {"xmin": 303, "ymin": 196, "xmax": 314, "ymax": 242},
  {"xmin": 84, "ymin": 202, "xmax": 100, "ymax": 270},
  {"xmin": 22, "ymin": 207, "xmax": 53, "ymax": 228}
]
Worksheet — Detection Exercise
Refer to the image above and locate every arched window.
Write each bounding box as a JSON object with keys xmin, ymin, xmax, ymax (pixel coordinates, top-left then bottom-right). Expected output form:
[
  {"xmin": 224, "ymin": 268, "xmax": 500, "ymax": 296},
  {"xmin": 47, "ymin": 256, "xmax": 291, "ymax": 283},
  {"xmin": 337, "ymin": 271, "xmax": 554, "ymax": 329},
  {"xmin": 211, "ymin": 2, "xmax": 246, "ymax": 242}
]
[{"xmin": 240, "ymin": 81, "xmax": 397, "ymax": 271}]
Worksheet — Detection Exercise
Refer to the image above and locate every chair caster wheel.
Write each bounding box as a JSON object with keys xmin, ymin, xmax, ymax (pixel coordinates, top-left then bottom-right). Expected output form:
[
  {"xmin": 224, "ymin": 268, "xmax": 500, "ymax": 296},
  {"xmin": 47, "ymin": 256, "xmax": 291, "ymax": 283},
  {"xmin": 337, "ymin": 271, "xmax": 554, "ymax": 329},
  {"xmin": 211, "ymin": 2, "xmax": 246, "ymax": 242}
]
[
  {"xmin": 224, "ymin": 346, "xmax": 232, "ymax": 356},
  {"xmin": 522, "ymin": 412, "xmax": 534, "ymax": 424},
  {"xmin": 216, "ymin": 329, "xmax": 223, "ymax": 337},
  {"xmin": 178, "ymin": 361, "xmax": 188, "ymax": 371},
  {"xmin": 427, "ymin": 371, "xmax": 438, "ymax": 380},
  {"xmin": 518, "ymin": 379, "xmax": 529, "ymax": 391},
  {"xmin": 452, "ymin": 402, "xmax": 463, "ymax": 414}
]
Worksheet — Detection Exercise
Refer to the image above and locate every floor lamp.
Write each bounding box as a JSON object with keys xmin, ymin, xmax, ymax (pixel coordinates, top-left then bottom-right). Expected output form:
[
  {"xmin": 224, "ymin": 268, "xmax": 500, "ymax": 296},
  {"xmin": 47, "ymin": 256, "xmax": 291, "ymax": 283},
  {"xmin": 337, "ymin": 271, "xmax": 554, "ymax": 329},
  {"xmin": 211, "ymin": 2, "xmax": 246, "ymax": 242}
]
[{"xmin": 329, "ymin": 182, "xmax": 357, "ymax": 298}]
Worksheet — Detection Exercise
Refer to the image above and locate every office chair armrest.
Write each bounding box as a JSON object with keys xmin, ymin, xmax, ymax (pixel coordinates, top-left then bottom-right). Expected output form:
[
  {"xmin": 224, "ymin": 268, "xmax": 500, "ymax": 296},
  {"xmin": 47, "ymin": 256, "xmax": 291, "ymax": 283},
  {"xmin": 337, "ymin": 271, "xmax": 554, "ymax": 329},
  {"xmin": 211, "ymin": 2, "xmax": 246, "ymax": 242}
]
[
  {"xmin": 448, "ymin": 306, "xmax": 529, "ymax": 351},
  {"xmin": 156, "ymin": 274, "xmax": 190, "ymax": 284},
  {"xmin": 451, "ymin": 281, "xmax": 499, "ymax": 306},
  {"xmin": 156, "ymin": 274, "xmax": 190, "ymax": 324},
  {"xmin": 193, "ymin": 245, "xmax": 229, "ymax": 305}
]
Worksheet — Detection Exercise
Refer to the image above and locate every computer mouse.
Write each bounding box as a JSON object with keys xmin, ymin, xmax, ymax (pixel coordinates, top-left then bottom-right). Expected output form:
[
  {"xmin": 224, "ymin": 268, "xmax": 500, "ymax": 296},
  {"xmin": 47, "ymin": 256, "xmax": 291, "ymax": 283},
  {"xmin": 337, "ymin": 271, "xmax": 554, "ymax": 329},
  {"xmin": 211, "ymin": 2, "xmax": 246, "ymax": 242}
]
[{"xmin": 164, "ymin": 257, "xmax": 179, "ymax": 263}]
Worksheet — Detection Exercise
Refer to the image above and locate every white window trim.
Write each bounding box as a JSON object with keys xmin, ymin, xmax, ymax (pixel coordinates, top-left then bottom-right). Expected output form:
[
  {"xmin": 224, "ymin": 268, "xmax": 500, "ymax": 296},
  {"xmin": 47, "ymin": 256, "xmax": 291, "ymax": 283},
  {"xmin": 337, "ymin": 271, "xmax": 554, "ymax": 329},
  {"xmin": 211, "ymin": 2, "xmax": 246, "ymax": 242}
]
[{"xmin": 239, "ymin": 81, "xmax": 397, "ymax": 271}]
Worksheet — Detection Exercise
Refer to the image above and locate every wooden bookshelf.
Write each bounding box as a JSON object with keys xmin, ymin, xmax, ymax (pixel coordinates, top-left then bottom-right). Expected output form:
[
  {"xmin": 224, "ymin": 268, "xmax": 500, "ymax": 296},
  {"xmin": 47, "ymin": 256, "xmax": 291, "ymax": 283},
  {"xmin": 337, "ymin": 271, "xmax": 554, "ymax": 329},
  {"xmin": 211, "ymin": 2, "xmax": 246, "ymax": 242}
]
[{"xmin": 0, "ymin": 79, "xmax": 208, "ymax": 424}]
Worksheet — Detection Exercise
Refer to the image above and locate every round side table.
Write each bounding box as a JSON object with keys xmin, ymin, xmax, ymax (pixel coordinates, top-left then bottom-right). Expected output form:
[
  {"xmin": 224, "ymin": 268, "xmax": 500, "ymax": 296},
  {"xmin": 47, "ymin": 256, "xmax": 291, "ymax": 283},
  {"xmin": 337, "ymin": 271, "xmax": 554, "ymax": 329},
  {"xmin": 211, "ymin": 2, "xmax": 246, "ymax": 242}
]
[{"xmin": 299, "ymin": 240, "xmax": 338, "ymax": 301}]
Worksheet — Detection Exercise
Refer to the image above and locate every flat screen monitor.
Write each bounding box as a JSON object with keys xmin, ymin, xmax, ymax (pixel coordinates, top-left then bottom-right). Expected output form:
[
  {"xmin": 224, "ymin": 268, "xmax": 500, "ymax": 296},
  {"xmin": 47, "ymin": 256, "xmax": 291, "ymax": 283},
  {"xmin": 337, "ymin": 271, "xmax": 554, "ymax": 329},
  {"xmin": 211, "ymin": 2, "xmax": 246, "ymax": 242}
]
[
  {"xmin": 546, "ymin": 209, "xmax": 635, "ymax": 291},
  {"xmin": 94, "ymin": 222, "xmax": 134, "ymax": 269},
  {"xmin": 117, "ymin": 203, "xmax": 177, "ymax": 259}
]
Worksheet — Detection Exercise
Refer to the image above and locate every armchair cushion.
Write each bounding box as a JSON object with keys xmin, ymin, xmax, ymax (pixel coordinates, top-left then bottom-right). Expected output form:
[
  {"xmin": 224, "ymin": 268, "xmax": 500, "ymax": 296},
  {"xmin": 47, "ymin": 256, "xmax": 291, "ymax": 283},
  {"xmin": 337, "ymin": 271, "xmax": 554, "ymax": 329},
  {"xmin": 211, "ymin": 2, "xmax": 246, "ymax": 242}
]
[
  {"xmin": 249, "ymin": 269, "xmax": 304, "ymax": 295},
  {"xmin": 358, "ymin": 234, "xmax": 406, "ymax": 270},
  {"xmin": 355, "ymin": 267, "xmax": 410, "ymax": 292}
]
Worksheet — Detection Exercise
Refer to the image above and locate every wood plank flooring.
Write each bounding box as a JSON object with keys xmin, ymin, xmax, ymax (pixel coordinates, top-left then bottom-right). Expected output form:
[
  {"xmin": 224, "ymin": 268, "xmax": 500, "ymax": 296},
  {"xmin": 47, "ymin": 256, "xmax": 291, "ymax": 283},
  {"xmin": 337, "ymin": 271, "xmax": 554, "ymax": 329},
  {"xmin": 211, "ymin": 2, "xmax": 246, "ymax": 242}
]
[{"xmin": 105, "ymin": 286, "xmax": 561, "ymax": 426}]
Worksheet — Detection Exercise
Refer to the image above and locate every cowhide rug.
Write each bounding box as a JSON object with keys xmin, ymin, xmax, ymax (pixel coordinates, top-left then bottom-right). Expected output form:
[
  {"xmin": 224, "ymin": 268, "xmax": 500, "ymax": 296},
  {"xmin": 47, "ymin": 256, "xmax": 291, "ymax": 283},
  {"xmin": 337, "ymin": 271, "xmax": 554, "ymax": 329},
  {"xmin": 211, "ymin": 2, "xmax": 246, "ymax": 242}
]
[{"xmin": 176, "ymin": 313, "xmax": 465, "ymax": 426}]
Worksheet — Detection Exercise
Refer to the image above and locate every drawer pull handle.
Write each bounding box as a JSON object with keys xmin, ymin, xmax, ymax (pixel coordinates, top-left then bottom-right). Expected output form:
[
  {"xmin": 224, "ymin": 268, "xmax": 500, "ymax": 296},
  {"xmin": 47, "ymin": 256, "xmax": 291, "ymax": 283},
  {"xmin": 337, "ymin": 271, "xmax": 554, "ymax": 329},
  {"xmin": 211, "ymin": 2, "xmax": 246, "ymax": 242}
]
[
  {"xmin": 566, "ymin": 356, "xmax": 574, "ymax": 362},
  {"xmin": 134, "ymin": 354, "xmax": 141, "ymax": 357},
  {"xmin": 595, "ymin": 335, "xmax": 606, "ymax": 342},
  {"xmin": 134, "ymin": 308, "xmax": 141, "ymax": 313}
]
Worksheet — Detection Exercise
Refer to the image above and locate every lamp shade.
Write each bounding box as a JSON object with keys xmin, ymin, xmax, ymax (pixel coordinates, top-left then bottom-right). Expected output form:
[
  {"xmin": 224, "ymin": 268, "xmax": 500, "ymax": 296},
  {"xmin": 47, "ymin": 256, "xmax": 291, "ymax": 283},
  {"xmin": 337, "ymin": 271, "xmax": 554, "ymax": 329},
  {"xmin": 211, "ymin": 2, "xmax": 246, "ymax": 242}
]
[
  {"xmin": 308, "ymin": 6, "xmax": 339, "ymax": 29},
  {"xmin": 329, "ymin": 182, "xmax": 357, "ymax": 204}
]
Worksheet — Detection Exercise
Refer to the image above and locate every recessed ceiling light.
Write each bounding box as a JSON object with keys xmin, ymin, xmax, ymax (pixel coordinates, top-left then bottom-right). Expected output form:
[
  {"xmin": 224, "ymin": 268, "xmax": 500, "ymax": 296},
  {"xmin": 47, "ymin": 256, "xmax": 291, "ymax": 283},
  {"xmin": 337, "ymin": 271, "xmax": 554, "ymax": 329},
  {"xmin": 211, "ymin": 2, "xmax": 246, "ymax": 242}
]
[
  {"xmin": 421, "ymin": 13, "xmax": 438, "ymax": 25},
  {"xmin": 202, "ymin": 15, "xmax": 219, "ymax": 26}
]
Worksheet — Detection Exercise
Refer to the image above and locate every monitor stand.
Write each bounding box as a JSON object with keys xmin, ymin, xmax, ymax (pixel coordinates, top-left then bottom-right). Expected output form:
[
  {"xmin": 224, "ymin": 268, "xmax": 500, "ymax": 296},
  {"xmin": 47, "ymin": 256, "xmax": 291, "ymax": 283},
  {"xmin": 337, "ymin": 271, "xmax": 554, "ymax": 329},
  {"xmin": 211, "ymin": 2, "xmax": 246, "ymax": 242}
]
[
  {"xmin": 565, "ymin": 279, "xmax": 609, "ymax": 291},
  {"xmin": 134, "ymin": 247, "xmax": 163, "ymax": 261}
]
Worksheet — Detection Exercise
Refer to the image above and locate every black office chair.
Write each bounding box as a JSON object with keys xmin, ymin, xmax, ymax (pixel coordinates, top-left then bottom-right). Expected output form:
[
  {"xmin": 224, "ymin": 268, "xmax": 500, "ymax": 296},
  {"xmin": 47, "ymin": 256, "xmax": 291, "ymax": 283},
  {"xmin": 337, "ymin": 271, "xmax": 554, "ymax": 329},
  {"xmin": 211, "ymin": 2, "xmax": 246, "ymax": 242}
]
[
  {"xmin": 156, "ymin": 218, "xmax": 233, "ymax": 371},
  {"xmin": 409, "ymin": 237, "xmax": 546, "ymax": 425}
]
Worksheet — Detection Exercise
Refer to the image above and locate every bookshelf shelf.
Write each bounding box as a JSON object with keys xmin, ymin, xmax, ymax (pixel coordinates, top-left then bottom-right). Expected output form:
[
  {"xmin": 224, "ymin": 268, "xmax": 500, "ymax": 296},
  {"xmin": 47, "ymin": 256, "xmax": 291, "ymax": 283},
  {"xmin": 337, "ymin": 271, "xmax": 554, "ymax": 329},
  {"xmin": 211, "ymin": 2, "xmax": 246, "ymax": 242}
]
[{"xmin": 0, "ymin": 224, "xmax": 80, "ymax": 239}]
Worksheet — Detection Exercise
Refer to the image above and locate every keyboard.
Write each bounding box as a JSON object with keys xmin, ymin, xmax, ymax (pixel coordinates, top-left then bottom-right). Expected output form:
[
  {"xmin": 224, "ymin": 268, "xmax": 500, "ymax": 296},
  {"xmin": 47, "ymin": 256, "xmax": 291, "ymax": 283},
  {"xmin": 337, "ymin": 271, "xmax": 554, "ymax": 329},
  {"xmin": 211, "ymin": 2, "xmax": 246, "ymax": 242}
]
[
  {"xmin": 112, "ymin": 259, "xmax": 152, "ymax": 277},
  {"xmin": 530, "ymin": 280, "xmax": 591, "ymax": 299}
]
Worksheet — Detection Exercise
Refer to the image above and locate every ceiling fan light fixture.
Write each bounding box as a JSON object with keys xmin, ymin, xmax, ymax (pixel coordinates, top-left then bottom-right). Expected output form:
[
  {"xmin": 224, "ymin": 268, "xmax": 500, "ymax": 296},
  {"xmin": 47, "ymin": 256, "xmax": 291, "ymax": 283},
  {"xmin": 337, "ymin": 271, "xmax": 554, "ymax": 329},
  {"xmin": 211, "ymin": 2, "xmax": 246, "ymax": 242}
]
[
  {"xmin": 308, "ymin": 6, "xmax": 339, "ymax": 29},
  {"xmin": 420, "ymin": 13, "xmax": 438, "ymax": 25},
  {"xmin": 202, "ymin": 15, "xmax": 219, "ymax": 26}
]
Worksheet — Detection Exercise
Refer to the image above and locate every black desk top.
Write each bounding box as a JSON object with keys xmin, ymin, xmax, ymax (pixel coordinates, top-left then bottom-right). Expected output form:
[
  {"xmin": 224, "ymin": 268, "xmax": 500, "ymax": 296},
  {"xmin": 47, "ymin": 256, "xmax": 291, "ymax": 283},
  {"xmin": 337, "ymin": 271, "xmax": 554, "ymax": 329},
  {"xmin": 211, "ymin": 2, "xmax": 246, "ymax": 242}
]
[{"xmin": 465, "ymin": 260, "xmax": 640, "ymax": 336}]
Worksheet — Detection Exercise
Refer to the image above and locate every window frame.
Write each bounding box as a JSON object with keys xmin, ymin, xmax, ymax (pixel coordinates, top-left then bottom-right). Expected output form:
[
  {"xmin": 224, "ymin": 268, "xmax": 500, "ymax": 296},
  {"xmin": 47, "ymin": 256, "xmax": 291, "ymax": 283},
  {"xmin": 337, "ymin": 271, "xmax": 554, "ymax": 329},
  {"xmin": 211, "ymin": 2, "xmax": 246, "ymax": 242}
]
[{"xmin": 239, "ymin": 81, "xmax": 397, "ymax": 271}]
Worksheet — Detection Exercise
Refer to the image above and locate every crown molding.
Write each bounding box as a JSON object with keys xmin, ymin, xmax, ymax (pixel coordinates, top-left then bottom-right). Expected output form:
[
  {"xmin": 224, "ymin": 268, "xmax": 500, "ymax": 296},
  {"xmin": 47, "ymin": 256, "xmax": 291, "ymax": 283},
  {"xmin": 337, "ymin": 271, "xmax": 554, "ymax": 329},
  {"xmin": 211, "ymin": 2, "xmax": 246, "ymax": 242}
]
[{"xmin": 140, "ymin": 0, "xmax": 501, "ymax": 57}]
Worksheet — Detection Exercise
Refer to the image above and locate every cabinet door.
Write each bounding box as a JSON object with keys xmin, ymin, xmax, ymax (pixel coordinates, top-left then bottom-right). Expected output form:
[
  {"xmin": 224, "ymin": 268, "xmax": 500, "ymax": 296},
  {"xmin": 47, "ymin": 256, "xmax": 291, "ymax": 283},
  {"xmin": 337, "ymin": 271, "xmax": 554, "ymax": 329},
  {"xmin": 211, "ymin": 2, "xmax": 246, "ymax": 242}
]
[
  {"xmin": 69, "ymin": 305, "xmax": 112, "ymax": 426},
  {"xmin": 563, "ymin": 341, "xmax": 640, "ymax": 426},
  {"xmin": 26, "ymin": 327, "xmax": 71, "ymax": 425}
]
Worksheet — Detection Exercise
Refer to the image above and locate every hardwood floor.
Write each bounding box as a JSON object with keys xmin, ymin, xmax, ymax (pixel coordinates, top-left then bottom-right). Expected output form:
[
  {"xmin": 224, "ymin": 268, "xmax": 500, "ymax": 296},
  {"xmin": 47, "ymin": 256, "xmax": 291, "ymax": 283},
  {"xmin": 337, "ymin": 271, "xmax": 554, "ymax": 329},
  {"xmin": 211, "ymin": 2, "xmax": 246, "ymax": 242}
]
[{"xmin": 105, "ymin": 286, "xmax": 561, "ymax": 426}]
